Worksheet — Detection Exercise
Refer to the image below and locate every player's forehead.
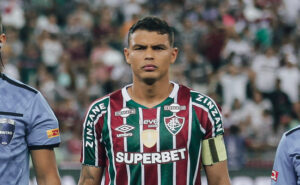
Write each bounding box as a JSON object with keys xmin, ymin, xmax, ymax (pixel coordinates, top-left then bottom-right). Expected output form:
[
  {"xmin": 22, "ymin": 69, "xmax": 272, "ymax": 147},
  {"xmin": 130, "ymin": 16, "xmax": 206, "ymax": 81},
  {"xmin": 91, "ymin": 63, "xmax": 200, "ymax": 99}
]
[{"xmin": 129, "ymin": 30, "xmax": 171, "ymax": 47}]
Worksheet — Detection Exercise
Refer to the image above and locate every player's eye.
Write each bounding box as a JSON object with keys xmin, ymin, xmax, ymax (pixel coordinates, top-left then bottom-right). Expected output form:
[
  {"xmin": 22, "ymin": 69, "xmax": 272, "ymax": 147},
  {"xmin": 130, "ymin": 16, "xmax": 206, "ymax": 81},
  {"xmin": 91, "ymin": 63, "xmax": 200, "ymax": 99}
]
[
  {"xmin": 133, "ymin": 46, "xmax": 146, "ymax": 50},
  {"xmin": 152, "ymin": 46, "xmax": 166, "ymax": 50}
]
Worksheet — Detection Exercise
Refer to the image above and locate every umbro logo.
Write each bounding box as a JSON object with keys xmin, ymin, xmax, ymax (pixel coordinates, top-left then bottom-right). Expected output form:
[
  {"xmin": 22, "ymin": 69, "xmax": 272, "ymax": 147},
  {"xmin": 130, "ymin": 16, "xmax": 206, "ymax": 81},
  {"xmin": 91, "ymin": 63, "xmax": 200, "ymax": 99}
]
[{"xmin": 115, "ymin": 125, "xmax": 134, "ymax": 138}]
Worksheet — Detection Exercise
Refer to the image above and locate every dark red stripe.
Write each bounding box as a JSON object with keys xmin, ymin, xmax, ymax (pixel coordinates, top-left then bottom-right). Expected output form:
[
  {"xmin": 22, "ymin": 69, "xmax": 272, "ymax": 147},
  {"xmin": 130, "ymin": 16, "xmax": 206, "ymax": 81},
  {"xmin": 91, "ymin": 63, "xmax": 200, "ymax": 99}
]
[
  {"xmin": 109, "ymin": 90, "xmax": 128, "ymax": 185},
  {"xmin": 193, "ymin": 103, "xmax": 212, "ymax": 139},
  {"xmin": 176, "ymin": 85, "xmax": 190, "ymax": 185},
  {"xmin": 95, "ymin": 114, "xmax": 106, "ymax": 166},
  {"xmin": 142, "ymin": 109, "xmax": 158, "ymax": 185}
]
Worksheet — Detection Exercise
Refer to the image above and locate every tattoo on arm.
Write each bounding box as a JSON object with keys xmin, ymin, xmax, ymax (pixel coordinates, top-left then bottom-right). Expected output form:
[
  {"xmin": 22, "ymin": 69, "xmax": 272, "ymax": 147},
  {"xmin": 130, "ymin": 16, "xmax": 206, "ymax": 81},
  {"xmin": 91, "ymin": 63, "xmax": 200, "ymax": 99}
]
[{"xmin": 78, "ymin": 165, "xmax": 102, "ymax": 185}]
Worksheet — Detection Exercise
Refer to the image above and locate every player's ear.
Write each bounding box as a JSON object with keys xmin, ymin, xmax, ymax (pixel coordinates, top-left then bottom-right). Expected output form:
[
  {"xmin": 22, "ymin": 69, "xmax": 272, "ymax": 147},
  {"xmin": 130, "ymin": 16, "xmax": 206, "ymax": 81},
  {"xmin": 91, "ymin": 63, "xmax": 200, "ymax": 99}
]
[
  {"xmin": 0, "ymin": 33, "xmax": 6, "ymax": 48},
  {"xmin": 124, "ymin": 48, "xmax": 131, "ymax": 65},
  {"xmin": 170, "ymin": 47, "xmax": 178, "ymax": 64}
]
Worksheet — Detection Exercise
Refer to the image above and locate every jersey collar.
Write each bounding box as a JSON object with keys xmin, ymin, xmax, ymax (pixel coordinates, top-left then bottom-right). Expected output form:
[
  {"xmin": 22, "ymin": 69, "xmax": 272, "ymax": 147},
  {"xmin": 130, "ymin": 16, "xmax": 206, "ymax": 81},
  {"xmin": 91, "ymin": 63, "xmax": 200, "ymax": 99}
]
[{"xmin": 121, "ymin": 81, "xmax": 179, "ymax": 102}]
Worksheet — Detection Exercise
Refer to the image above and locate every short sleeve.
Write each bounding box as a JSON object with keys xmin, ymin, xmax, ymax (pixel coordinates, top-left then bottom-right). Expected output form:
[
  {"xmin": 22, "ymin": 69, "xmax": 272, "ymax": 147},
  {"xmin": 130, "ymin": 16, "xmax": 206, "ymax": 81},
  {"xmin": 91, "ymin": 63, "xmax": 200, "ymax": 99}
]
[
  {"xmin": 204, "ymin": 101, "xmax": 224, "ymax": 139},
  {"xmin": 80, "ymin": 101, "xmax": 107, "ymax": 167},
  {"xmin": 271, "ymin": 135, "xmax": 296, "ymax": 184},
  {"xmin": 26, "ymin": 92, "xmax": 60, "ymax": 149}
]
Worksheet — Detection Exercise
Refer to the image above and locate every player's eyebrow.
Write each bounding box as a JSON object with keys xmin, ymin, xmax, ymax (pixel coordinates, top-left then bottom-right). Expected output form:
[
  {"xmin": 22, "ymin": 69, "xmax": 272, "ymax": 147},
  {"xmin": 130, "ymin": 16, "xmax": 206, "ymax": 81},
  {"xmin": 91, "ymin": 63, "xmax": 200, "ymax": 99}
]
[
  {"xmin": 151, "ymin": 44, "xmax": 168, "ymax": 49},
  {"xmin": 132, "ymin": 44, "xmax": 147, "ymax": 50}
]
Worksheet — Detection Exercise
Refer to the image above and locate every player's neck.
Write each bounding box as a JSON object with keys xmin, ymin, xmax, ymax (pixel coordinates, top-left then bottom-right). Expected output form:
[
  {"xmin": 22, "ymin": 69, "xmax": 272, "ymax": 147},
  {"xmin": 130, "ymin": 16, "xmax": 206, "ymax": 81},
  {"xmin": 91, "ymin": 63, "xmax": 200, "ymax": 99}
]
[{"xmin": 128, "ymin": 78, "xmax": 173, "ymax": 108}]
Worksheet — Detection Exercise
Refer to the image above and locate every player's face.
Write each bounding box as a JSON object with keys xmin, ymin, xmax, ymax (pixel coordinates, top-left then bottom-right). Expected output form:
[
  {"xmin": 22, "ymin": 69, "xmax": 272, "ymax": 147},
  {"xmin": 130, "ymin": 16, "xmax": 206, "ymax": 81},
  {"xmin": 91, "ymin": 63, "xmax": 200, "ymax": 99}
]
[{"xmin": 124, "ymin": 30, "xmax": 178, "ymax": 85}]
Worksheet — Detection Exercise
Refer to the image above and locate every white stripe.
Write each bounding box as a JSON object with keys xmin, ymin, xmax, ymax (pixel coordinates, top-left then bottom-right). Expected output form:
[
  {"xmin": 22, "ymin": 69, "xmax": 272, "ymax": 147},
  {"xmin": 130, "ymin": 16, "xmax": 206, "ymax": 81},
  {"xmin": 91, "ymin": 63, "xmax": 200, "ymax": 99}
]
[
  {"xmin": 121, "ymin": 84, "xmax": 133, "ymax": 101},
  {"xmin": 107, "ymin": 101, "xmax": 117, "ymax": 184},
  {"xmin": 94, "ymin": 116, "xmax": 100, "ymax": 166},
  {"xmin": 192, "ymin": 102, "xmax": 216, "ymax": 136},
  {"xmin": 123, "ymin": 98, "xmax": 131, "ymax": 184},
  {"xmin": 169, "ymin": 82, "xmax": 179, "ymax": 98},
  {"xmin": 139, "ymin": 108, "xmax": 145, "ymax": 185},
  {"xmin": 192, "ymin": 143, "xmax": 202, "ymax": 184},
  {"xmin": 157, "ymin": 107, "xmax": 161, "ymax": 185},
  {"xmin": 186, "ymin": 98, "xmax": 192, "ymax": 185},
  {"xmin": 173, "ymin": 95, "xmax": 177, "ymax": 185}
]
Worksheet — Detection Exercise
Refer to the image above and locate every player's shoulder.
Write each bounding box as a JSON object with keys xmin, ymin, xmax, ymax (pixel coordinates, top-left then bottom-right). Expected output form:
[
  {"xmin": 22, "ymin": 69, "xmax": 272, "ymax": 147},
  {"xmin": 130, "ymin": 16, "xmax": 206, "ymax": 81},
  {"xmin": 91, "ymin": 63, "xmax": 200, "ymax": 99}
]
[
  {"xmin": 0, "ymin": 73, "xmax": 38, "ymax": 95},
  {"xmin": 188, "ymin": 87, "xmax": 220, "ymax": 110},
  {"xmin": 285, "ymin": 125, "xmax": 300, "ymax": 138},
  {"xmin": 85, "ymin": 89, "xmax": 123, "ymax": 114}
]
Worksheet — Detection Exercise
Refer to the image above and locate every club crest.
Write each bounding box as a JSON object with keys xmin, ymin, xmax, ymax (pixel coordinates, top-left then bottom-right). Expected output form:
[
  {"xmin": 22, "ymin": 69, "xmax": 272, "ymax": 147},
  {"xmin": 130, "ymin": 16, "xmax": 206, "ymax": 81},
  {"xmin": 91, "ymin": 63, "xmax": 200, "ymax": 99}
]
[
  {"xmin": 164, "ymin": 115, "xmax": 185, "ymax": 135},
  {"xmin": 0, "ymin": 118, "xmax": 15, "ymax": 145}
]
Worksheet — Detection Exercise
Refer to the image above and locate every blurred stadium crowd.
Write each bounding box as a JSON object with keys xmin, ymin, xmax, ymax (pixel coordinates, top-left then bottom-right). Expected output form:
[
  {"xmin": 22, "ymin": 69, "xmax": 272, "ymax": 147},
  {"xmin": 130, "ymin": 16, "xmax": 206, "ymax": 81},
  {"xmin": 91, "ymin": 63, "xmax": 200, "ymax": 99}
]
[{"xmin": 1, "ymin": 0, "xmax": 300, "ymax": 170}]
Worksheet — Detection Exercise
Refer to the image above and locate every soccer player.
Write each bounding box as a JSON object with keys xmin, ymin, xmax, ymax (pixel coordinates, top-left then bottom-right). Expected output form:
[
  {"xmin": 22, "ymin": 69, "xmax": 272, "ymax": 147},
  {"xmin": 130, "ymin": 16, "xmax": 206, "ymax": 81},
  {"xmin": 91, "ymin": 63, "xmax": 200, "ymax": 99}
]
[
  {"xmin": 271, "ymin": 125, "xmax": 300, "ymax": 184},
  {"xmin": 79, "ymin": 16, "xmax": 231, "ymax": 185},
  {"xmin": 0, "ymin": 20, "xmax": 61, "ymax": 185}
]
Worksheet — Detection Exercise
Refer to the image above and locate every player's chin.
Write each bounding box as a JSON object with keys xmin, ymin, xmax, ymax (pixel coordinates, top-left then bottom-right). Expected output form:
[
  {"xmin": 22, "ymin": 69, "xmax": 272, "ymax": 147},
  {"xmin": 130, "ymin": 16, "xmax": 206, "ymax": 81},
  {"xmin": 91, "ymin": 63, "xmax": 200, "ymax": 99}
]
[{"xmin": 142, "ymin": 77, "xmax": 157, "ymax": 85}]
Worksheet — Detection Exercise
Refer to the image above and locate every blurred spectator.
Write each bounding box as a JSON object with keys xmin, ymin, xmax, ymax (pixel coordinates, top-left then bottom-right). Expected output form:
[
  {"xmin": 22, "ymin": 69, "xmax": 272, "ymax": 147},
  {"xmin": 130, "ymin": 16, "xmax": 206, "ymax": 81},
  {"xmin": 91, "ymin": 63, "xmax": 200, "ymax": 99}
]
[
  {"xmin": 269, "ymin": 79, "xmax": 293, "ymax": 130},
  {"xmin": 41, "ymin": 32, "xmax": 63, "ymax": 74},
  {"xmin": 224, "ymin": 125, "xmax": 246, "ymax": 170},
  {"xmin": 19, "ymin": 42, "xmax": 41, "ymax": 86},
  {"xmin": 251, "ymin": 47, "xmax": 280, "ymax": 95},
  {"xmin": 1, "ymin": 0, "xmax": 25, "ymax": 29},
  {"xmin": 277, "ymin": 53, "xmax": 300, "ymax": 103},
  {"xmin": 241, "ymin": 90, "xmax": 273, "ymax": 141},
  {"xmin": 183, "ymin": 44, "xmax": 212, "ymax": 94},
  {"xmin": 219, "ymin": 64, "xmax": 249, "ymax": 109}
]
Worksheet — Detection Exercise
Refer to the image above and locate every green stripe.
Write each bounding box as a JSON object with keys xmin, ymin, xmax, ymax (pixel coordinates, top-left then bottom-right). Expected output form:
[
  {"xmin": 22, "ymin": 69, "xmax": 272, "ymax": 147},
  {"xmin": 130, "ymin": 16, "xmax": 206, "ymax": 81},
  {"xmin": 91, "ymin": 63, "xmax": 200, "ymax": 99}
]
[
  {"xmin": 127, "ymin": 102, "xmax": 141, "ymax": 185},
  {"xmin": 101, "ymin": 99, "xmax": 115, "ymax": 185},
  {"xmin": 160, "ymin": 101, "xmax": 174, "ymax": 185},
  {"xmin": 188, "ymin": 109, "xmax": 204, "ymax": 185}
]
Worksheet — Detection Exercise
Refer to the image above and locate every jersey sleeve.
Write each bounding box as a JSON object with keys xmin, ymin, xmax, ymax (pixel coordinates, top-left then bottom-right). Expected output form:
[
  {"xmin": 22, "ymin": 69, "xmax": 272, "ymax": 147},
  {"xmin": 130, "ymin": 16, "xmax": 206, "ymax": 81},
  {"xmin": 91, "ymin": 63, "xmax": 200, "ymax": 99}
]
[
  {"xmin": 271, "ymin": 134, "xmax": 296, "ymax": 184},
  {"xmin": 80, "ymin": 100, "xmax": 107, "ymax": 167},
  {"xmin": 26, "ymin": 92, "xmax": 60, "ymax": 149},
  {"xmin": 203, "ymin": 101, "xmax": 224, "ymax": 139}
]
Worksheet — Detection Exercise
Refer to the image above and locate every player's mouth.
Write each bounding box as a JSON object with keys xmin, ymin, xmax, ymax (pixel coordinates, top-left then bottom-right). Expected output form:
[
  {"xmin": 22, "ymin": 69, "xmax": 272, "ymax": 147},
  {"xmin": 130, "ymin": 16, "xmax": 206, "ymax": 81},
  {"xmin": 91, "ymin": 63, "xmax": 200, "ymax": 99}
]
[{"xmin": 142, "ymin": 64, "xmax": 157, "ymax": 71}]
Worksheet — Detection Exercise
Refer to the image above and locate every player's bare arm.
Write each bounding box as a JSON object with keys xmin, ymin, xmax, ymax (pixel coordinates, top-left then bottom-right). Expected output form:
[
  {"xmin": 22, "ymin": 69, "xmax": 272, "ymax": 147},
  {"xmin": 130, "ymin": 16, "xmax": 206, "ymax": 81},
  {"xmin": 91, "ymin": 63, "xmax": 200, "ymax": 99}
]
[
  {"xmin": 205, "ymin": 161, "xmax": 231, "ymax": 185},
  {"xmin": 31, "ymin": 149, "xmax": 61, "ymax": 185},
  {"xmin": 78, "ymin": 165, "xmax": 103, "ymax": 185}
]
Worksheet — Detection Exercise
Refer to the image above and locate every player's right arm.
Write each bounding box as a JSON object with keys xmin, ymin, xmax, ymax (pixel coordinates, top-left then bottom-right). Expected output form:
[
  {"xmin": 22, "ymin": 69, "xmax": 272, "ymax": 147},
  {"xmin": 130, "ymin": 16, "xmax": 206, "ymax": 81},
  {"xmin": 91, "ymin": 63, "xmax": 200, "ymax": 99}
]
[
  {"xmin": 78, "ymin": 165, "xmax": 103, "ymax": 185},
  {"xmin": 79, "ymin": 98, "xmax": 108, "ymax": 185},
  {"xmin": 271, "ymin": 134, "xmax": 296, "ymax": 184}
]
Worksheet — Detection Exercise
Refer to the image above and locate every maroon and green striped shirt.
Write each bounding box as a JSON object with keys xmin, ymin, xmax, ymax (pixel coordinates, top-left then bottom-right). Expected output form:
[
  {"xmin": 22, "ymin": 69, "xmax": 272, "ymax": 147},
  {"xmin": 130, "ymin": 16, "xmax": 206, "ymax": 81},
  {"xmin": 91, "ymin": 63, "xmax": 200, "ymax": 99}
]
[{"xmin": 80, "ymin": 82, "xmax": 224, "ymax": 185}]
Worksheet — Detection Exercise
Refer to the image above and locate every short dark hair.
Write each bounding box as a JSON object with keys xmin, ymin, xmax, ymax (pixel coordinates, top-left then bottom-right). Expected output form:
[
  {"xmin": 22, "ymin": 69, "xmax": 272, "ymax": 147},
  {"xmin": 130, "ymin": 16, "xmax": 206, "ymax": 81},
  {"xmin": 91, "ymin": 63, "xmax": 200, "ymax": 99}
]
[{"xmin": 127, "ymin": 16, "xmax": 175, "ymax": 47}]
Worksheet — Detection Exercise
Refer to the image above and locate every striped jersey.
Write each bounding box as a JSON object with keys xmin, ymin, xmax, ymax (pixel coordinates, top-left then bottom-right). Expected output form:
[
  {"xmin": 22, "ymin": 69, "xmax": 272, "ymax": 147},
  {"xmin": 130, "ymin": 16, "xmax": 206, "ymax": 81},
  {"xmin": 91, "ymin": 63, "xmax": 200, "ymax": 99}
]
[
  {"xmin": 0, "ymin": 73, "xmax": 60, "ymax": 185},
  {"xmin": 81, "ymin": 82, "xmax": 224, "ymax": 185}
]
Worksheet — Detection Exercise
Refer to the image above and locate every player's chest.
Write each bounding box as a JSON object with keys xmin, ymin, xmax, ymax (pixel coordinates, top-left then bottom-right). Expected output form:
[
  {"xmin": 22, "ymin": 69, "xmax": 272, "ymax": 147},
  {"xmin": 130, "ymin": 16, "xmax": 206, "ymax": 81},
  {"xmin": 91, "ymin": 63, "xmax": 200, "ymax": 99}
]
[{"xmin": 103, "ymin": 103, "xmax": 195, "ymax": 152}]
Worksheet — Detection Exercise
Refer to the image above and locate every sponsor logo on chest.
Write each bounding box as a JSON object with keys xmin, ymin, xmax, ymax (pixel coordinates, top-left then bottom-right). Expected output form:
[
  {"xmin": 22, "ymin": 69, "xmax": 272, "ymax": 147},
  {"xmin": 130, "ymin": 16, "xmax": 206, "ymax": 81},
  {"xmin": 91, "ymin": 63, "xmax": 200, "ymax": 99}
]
[
  {"xmin": 116, "ymin": 148, "xmax": 186, "ymax": 164},
  {"xmin": 115, "ymin": 108, "xmax": 136, "ymax": 118}
]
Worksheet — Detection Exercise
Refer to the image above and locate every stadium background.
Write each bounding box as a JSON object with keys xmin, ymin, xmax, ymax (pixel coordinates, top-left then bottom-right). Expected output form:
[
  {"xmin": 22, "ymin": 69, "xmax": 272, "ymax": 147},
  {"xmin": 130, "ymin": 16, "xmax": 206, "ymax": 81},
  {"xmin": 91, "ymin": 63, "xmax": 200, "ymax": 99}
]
[{"xmin": 1, "ymin": 0, "xmax": 300, "ymax": 184}]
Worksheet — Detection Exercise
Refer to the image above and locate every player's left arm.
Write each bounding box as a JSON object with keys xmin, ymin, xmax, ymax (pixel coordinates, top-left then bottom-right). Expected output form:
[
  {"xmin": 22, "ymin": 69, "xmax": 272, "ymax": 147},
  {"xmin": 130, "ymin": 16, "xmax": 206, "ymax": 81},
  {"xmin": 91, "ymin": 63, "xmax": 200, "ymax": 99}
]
[
  {"xmin": 202, "ymin": 135, "xmax": 231, "ymax": 185},
  {"xmin": 31, "ymin": 149, "xmax": 61, "ymax": 185},
  {"xmin": 204, "ymin": 160, "xmax": 231, "ymax": 185}
]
